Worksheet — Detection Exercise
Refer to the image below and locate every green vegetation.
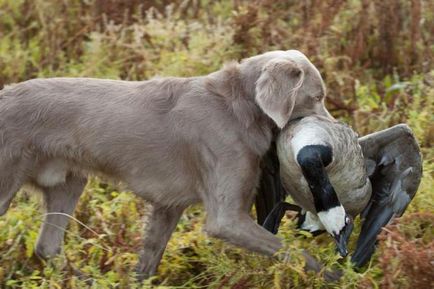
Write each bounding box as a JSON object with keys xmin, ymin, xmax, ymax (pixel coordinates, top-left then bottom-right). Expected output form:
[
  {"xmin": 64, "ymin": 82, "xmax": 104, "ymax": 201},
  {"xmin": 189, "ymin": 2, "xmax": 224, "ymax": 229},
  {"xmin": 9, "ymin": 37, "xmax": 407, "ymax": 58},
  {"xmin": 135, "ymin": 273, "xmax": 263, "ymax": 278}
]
[{"xmin": 0, "ymin": 0, "xmax": 433, "ymax": 288}]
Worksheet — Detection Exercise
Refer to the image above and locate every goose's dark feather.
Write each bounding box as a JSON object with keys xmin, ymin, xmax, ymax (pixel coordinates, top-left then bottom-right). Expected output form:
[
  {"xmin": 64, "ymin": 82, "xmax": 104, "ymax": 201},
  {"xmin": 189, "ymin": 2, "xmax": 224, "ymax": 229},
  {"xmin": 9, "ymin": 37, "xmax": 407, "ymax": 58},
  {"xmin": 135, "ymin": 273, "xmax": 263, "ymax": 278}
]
[
  {"xmin": 255, "ymin": 142, "xmax": 287, "ymax": 225},
  {"xmin": 351, "ymin": 124, "xmax": 422, "ymax": 267}
]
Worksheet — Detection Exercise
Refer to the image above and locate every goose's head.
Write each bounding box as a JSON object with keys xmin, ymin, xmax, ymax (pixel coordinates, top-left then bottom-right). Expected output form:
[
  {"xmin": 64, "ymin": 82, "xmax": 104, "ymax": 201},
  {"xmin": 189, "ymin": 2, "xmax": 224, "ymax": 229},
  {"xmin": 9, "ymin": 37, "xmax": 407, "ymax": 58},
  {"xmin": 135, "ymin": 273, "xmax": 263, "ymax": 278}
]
[{"xmin": 317, "ymin": 205, "xmax": 353, "ymax": 257}]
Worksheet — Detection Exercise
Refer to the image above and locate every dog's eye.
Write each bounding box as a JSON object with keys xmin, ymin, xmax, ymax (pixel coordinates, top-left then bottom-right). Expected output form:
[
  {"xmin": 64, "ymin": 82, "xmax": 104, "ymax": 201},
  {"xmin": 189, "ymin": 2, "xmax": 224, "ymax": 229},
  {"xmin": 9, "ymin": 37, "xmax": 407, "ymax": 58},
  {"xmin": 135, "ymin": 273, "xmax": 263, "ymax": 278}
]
[{"xmin": 314, "ymin": 94, "xmax": 323, "ymax": 101}]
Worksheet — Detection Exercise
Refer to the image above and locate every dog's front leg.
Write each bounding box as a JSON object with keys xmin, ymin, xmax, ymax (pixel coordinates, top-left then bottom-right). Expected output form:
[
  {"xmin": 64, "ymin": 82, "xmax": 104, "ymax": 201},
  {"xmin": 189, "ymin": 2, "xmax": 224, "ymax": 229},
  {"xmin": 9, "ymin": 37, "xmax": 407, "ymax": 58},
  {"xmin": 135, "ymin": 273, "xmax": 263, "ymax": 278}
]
[
  {"xmin": 203, "ymin": 155, "xmax": 282, "ymax": 256},
  {"xmin": 136, "ymin": 204, "xmax": 185, "ymax": 281},
  {"xmin": 0, "ymin": 158, "xmax": 28, "ymax": 216}
]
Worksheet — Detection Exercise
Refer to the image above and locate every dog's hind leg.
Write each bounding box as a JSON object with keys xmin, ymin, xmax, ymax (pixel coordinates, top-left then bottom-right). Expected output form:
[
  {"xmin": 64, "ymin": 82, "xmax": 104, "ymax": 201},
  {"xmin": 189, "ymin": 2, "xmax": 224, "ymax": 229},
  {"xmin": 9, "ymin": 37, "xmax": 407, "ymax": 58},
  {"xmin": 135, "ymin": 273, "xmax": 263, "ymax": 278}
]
[
  {"xmin": 35, "ymin": 174, "xmax": 87, "ymax": 259},
  {"xmin": 136, "ymin": 204, "xmax": 185, "ymax": 281}
]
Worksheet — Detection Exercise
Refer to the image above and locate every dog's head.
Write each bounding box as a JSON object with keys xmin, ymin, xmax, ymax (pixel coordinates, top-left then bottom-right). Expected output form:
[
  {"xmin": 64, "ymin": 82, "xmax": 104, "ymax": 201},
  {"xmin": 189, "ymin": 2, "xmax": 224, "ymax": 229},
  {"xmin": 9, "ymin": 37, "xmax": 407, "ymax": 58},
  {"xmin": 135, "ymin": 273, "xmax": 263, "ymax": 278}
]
[{"xmin": 241, "ymin": 50, "xmax": 331, "ymax": 128}]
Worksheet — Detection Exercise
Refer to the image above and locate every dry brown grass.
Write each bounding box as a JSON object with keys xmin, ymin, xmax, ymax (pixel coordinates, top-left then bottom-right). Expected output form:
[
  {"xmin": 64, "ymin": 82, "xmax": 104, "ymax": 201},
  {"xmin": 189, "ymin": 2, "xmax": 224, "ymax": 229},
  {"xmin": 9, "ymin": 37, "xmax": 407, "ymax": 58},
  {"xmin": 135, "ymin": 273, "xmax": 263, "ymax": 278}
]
[{"xmin": 378, "ymin": 212, "xmax": 434, "ymax": 288}]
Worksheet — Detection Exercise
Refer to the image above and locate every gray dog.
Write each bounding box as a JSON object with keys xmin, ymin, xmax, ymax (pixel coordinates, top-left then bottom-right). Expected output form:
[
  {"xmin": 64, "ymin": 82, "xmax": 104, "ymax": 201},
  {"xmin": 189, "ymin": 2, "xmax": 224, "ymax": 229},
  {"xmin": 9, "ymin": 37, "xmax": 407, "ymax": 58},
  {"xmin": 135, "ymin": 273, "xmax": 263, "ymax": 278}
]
[{"xmin": 0, "ymin": 50, "xmax": 330, "ymax": 278}]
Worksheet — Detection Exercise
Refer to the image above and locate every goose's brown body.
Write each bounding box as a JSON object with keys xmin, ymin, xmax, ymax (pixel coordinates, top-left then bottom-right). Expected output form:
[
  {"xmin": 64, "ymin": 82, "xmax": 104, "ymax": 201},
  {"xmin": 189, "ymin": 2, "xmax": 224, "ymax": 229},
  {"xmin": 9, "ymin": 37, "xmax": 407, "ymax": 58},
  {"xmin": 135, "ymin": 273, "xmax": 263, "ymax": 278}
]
[{"xmin": 277, "ymin": 115, "xmax": 371, "ymax": 216}]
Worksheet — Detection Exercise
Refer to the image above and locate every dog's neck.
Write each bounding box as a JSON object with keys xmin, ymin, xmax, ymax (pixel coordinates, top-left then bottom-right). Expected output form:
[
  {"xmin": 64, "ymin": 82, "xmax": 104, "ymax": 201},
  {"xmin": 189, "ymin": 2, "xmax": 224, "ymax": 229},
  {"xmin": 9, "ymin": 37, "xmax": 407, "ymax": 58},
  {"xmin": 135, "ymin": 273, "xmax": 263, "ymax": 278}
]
[{"xmin": 205, "ymin": 63, "xmax": 275, "ymax": 156}]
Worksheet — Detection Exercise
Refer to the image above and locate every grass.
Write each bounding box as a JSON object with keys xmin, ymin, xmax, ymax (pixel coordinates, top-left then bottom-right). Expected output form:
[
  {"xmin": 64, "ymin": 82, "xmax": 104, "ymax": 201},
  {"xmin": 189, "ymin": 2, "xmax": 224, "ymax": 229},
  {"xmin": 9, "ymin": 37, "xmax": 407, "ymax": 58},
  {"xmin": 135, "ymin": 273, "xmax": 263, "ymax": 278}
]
[{"xmin": 0, "ymin": 0, "xmax": 433, "ymax": 288}]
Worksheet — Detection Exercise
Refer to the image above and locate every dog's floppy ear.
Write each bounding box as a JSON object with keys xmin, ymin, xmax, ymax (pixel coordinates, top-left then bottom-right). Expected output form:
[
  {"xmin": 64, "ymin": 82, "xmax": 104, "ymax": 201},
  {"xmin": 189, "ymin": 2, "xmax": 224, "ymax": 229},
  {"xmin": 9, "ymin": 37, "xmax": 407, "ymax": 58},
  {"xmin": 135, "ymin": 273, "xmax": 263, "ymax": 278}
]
[{"xmin": 255, "ymin": 58, "xmax": 303, "ymax": 128}]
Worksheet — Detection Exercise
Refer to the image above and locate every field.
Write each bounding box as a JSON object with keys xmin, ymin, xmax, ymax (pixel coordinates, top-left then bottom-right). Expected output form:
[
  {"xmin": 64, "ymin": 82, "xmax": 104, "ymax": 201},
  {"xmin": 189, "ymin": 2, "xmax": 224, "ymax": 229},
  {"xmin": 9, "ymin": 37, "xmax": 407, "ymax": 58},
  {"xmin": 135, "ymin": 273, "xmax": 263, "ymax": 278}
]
[{"xmin": 0, "ymin": 0, "xmax": 433, "ymax": 288}]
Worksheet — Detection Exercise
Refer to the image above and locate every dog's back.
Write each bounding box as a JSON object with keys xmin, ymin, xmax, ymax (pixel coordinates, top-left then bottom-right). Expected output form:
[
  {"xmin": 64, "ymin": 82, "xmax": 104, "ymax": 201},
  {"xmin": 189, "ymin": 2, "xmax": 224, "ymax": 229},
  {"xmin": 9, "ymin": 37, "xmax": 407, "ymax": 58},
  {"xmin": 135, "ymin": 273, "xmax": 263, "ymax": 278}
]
[{"xmin": 0, "ymin": 77, "xmax": 210, "ymax": 206}]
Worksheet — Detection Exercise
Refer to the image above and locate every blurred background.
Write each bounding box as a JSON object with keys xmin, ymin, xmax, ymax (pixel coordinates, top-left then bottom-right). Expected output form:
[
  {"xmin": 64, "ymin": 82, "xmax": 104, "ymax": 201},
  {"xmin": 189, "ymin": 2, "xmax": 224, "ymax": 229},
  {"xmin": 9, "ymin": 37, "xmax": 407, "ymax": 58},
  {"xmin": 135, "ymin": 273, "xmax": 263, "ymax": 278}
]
[{"xmin": 0, "ymin": 1, "xmax": 432, "ymax": 288}]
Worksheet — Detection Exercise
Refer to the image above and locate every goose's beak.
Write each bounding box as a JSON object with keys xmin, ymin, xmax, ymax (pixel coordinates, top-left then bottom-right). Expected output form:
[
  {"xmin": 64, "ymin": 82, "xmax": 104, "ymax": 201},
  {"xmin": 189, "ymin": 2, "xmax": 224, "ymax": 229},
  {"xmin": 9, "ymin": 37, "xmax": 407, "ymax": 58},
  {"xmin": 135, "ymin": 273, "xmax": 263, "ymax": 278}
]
[
  {"xmin": 334, "ymin": 233, "xmax": 349, "ymax": 257},
  {"xmin": 333, "ymin": 220, "xmax": 354, "ymax": 257}
]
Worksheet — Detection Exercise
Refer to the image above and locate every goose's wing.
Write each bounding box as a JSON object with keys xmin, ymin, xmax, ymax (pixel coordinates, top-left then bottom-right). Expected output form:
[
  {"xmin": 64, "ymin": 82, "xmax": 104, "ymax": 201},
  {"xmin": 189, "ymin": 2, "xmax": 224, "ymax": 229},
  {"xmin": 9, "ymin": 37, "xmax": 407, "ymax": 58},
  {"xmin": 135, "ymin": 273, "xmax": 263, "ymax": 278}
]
[
  {"xmin": 351, "ymin": 124, "xmax": 423, "ymax": 267},
  {"xmin": 255, "ymin": 141, "xmax": 301, "ymax": 234},
  {"xmin": 255, "ymin": 142, "xmax": 287, "ymax": 226}
]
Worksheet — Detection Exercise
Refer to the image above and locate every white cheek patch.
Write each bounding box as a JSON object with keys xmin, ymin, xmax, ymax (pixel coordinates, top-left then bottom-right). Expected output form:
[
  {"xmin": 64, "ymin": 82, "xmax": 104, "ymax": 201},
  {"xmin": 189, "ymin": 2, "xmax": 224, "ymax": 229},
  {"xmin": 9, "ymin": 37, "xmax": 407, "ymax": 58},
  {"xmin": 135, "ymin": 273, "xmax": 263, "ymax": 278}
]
[
  {"xmin": 301, "ymin": 211, "xmax": 325, "ymax": 232},
  {"xmin": 317, "ymin": 205, "xmax": 346, "ymax": 235},
  {"xmin": 291, "ymin": 125, "xmax": 327, "ymax": 160}
]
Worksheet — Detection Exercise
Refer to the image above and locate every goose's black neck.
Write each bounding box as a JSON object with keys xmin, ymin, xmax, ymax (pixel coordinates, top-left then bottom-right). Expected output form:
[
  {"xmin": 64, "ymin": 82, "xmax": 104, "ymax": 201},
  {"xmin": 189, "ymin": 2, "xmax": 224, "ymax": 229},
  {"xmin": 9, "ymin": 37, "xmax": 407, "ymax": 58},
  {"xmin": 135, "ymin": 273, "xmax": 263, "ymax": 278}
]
[{"xmin": 297, "ymin": 144, "xmax": 340, "ymax": 212}]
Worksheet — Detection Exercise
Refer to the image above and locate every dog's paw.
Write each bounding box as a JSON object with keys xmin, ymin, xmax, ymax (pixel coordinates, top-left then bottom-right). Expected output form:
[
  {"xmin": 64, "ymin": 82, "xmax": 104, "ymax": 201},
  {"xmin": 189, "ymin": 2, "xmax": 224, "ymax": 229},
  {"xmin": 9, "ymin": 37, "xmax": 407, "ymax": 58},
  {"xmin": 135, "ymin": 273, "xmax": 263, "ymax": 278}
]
[{"xmin": 274, "ymin": 247, "xmax": 291, "ymax": 263}]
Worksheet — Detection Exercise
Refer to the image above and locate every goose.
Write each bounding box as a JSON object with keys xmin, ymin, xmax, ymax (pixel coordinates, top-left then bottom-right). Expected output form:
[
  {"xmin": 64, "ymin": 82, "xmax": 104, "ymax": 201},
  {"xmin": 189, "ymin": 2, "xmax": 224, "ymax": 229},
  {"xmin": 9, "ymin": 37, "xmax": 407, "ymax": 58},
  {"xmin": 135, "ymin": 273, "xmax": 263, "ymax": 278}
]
[
  {"xmin": 256, "ymin": 120, "xmax": 422, "ymax": 266},
  {"xmin": 274, "ymin": 115, "xmax": 371, "ymax": 256}
]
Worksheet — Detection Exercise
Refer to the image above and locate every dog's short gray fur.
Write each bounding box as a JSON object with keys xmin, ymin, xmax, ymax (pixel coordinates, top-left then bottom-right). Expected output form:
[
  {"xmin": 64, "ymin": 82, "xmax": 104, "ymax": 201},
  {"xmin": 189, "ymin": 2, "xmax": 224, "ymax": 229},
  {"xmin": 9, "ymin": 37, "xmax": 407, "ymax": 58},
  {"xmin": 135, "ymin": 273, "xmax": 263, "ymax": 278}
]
[{"xmin": 0, "ymin": 50, "xmax": 330, "ymax": 278}]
